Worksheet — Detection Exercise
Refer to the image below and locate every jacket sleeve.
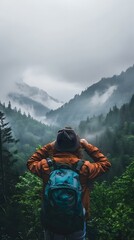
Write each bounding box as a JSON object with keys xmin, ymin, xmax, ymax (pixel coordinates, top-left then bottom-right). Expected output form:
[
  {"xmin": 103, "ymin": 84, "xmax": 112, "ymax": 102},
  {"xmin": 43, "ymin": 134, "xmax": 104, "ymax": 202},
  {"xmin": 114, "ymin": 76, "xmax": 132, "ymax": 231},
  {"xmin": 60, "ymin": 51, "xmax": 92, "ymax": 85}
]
[
  {"xmin": 81, "ymin": 140, "xmax": 111, "ymax": 180},
  {"xmin": 27, "ymin": 143, "xmax": 54, "ymax": 178}
]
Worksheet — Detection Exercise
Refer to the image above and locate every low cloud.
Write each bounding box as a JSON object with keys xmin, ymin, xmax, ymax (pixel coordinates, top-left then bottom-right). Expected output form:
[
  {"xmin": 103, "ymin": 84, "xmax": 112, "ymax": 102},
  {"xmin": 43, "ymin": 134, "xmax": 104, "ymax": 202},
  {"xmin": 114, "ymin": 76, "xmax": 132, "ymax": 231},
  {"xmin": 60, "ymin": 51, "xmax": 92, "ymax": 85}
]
[
  {"xmin": 91, "ymin": 85, "xmax": 118, "ymax": 106},
  {"xmin": 0, "ymin": 0, "xmax": 134, "ymax": 102},
  {"xmin": 22, "ymin": 67, "xmax": 83, "ymax": 102}
]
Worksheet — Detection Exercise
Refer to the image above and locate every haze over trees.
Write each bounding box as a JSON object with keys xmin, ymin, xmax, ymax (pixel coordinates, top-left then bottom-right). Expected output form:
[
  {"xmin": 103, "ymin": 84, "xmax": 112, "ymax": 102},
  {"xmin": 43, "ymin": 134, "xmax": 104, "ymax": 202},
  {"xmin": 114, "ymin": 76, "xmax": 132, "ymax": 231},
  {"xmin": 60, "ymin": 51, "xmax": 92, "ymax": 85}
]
[{"xmin": 0, "ymin": 94, "xmax": 134, "ymax": 239}]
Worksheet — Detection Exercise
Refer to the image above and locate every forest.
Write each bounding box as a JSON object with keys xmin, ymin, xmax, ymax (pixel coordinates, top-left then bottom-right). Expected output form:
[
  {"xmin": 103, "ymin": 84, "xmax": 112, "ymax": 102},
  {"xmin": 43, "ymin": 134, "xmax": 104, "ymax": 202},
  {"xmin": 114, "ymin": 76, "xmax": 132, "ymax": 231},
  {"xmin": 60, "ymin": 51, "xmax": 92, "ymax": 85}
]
[{"xmin": 0, "ymin": 96, "xmax": 134, "ymax": 240}]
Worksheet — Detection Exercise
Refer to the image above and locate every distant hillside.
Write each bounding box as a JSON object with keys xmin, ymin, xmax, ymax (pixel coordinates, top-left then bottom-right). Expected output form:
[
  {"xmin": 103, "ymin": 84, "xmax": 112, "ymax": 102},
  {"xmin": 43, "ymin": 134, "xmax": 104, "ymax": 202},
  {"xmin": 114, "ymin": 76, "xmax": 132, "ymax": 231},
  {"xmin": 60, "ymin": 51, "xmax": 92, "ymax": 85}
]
[
  {"xmin": 0, "ymin": 101, "xmax": 58, "ymax": 173},
  {"xmin": 46, "ymin": 65, "xmax": 134, "ymax": 127},
  {"xmin": 8, "ymin": 92, "xmax": 49, "ymax": 116},
  {"xmin": 6, "ymin": 81, "xmax": 63, "ymax": 122}
]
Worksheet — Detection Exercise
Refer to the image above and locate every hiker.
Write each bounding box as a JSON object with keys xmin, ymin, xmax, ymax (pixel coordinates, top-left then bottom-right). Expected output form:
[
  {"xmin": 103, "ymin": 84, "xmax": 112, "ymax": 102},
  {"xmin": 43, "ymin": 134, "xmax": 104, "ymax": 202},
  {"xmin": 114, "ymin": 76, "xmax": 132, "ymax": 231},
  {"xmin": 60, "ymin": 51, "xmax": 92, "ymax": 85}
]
[{"xmin": 27, "ymin": 127, "xmax": 111, "ymax": 240}]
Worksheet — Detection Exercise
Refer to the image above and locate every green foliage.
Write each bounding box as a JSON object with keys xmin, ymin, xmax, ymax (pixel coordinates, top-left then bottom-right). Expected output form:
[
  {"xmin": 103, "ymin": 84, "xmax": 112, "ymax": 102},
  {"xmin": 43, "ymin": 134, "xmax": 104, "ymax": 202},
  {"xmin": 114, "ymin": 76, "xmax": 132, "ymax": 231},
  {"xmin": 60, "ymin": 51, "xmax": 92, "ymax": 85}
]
[
  {"xmin": 14, "ymin": 172, "xmax": 43, "ymax": 240},
  {"xmin": 0, "ymin": 111, "xmax": 18, "ymax": 200},
  {"xmin": 1, "ymin": 94, "xmax": 134, "ymax": 239},
  {"xmin": 78, "ymin": 94, "xmax": 134, "ymax": 180},
  {"xmin": 0, "ymin": 102, "xmax": 58, "ymax": 174},
  {"xmin": 16, "ymin": 172, "xmax": 42, "ymax": 217},
  {"xmin": 0, "ymin": 111, "xmax": 19, "ymax": 239},
  {"xmin": 13, "ymin": 160, "xmax": 134, "ymax": 240},
  {"xmin": 88, "ymin": 160, "xmax": 134, "ymax": 239}
]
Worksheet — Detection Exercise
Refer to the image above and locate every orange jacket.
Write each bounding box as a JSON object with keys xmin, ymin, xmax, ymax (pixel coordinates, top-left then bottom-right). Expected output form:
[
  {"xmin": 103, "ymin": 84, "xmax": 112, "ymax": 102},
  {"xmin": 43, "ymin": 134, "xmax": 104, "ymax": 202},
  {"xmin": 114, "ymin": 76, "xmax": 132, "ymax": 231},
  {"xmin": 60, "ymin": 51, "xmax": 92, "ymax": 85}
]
[{"xmin": 27, "ymin": 140, "xmax": 111, "ymax": 219}]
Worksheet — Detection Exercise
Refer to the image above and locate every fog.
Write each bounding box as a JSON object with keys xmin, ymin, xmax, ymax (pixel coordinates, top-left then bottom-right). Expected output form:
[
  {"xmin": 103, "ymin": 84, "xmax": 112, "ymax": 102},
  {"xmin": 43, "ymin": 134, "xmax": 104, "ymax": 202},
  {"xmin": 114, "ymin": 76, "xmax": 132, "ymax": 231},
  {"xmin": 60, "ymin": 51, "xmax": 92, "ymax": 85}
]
[{"xmin": 0, "ymin": 0, "xmax": 134, "ymax": 102}]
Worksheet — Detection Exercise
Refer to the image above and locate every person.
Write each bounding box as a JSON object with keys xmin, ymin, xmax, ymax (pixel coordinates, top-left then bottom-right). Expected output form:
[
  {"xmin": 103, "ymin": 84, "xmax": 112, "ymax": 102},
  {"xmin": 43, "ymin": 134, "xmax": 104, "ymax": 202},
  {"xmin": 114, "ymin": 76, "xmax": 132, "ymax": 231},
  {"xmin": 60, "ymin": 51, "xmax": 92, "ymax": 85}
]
[{"xmin": 27, "ymin": 127, "xmax": 111, "ymax": 240}]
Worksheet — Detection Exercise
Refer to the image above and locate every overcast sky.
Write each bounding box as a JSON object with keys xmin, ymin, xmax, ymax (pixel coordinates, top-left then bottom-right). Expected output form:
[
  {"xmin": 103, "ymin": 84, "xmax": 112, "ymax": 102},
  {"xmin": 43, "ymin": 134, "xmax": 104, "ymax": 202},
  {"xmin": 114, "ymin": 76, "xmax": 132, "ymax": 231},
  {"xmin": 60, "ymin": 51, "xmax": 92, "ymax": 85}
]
[{"xmin": 0, "ymin": 0, "xmax": 134, "ymax": 102}]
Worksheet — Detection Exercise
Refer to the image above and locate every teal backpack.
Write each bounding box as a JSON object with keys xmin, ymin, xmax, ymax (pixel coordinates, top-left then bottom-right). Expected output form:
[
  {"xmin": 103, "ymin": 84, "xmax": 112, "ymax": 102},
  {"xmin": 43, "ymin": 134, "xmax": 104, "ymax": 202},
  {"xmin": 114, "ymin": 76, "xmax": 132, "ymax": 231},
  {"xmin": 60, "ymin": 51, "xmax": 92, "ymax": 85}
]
[{"xmin": 43, "ymin": 158, "xmax": 85, "ymax": 234}]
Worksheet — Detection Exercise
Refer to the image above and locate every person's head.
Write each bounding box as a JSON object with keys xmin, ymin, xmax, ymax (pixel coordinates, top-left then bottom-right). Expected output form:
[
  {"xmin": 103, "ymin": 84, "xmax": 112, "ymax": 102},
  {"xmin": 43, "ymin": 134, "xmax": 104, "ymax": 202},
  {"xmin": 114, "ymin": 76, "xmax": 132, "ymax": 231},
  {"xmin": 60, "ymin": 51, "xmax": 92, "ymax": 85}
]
[{"xmin": 55, "ymin": 127, "xmax": 80, "ymax": 152}]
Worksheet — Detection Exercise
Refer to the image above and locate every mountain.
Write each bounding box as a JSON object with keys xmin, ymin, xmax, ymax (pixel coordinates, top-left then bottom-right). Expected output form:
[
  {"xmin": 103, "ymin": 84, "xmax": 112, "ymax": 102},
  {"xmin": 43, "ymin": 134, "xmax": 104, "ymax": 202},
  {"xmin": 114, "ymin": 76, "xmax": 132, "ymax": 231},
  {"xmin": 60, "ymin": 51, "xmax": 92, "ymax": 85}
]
[
  {"xmin": 46, "ymin": 65, "xmax": 134, "ymax": 127},
  {"xmin": 7, "ymin": 81, "xmax": 63, "ymax": 122}
]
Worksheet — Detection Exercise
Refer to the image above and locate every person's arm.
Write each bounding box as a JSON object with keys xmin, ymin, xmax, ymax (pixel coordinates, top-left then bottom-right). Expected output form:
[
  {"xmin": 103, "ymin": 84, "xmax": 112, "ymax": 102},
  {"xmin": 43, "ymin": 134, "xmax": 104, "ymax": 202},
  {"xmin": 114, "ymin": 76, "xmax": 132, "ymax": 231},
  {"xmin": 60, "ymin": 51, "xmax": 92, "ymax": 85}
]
[
  {"xmin": 27, "ymin": 142, "xmax": 54, "ymax": 177},
  {"xmin": 80, "ymin": 139, "xmax": 111, "ymax": 179}
]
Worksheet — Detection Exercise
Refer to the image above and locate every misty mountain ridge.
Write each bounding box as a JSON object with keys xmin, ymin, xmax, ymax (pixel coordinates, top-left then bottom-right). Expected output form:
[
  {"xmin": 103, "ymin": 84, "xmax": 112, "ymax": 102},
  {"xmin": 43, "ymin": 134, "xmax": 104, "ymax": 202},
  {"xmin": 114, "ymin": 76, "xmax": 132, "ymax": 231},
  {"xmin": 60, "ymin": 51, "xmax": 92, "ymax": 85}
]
[
  {"xmin": 5, "ymin": 65, "xmax": 134, "ymax": 126},
  {"xmin": 15, "ymin": 82, "xmax": 63, "ymax": 109},
  {"xmin": 46, "ymin": 65, "xmax": 134, "ymax": 127},
  {"xmin": 7, "ymin": 81, "xmax": 63, "ymax": 121}
]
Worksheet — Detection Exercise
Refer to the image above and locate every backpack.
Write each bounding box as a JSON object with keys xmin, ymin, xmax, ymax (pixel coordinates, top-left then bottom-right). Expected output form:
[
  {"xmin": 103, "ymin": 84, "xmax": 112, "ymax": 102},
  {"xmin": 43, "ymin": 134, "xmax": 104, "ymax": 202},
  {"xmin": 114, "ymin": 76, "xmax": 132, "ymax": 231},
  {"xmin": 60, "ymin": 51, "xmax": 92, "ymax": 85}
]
[{"xmin": 43, "ymin": 158, "xmax": 85, "ymax": 234}]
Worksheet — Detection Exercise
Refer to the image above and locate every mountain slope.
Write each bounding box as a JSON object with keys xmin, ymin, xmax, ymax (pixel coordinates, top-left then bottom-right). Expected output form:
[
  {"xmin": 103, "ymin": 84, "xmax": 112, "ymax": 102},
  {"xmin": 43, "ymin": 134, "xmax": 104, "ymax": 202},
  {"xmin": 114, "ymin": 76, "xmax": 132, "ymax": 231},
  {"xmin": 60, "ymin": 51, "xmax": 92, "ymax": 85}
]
[
  {"xmin": 7, "ymin": 81, "xmax": 63, "ymax": 121},
  {"xmin": 8, "ymin": 92, "xmax": 49, "ymax": 116},
  {"xmin": 15, "ymin": 82, "xmax": 63, "ymax": 110},
  {"xmin": 46, "ymin": 65, "xmax": 134, "ymax": 127}
]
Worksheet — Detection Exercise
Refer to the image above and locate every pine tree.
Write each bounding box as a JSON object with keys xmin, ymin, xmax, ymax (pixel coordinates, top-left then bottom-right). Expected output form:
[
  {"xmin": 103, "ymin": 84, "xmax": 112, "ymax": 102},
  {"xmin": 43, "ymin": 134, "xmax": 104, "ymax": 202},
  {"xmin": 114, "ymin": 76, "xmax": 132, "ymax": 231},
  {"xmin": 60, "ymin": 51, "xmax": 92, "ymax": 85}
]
[
  {"xmin": 0, "ymin": 111, "xmax": 19, "ymax": 239},
  {"xmin": 7, "ymin": 101, "xmax": 11, "ymax": 109},
  {"xmin": 0, "ymin": 111, "xmax": 17, "ymax": 203}
]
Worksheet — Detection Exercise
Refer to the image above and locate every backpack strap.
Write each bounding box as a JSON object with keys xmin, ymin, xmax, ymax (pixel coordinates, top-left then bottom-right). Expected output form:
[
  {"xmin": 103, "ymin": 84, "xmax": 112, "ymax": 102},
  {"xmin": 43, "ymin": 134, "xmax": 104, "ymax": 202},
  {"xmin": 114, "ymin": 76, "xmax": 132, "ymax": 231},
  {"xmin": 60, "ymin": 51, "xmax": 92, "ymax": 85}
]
[
  {"xmin": 75, "ymin": 160, "xmax": 85, "ymax": 173},
  {"xmin": 46, "ymin": 158, "xmax": 85, "ymax": 173},
  {"xmin": 46, "ymin": 158, "xmax": 55, "ymax": 171}
]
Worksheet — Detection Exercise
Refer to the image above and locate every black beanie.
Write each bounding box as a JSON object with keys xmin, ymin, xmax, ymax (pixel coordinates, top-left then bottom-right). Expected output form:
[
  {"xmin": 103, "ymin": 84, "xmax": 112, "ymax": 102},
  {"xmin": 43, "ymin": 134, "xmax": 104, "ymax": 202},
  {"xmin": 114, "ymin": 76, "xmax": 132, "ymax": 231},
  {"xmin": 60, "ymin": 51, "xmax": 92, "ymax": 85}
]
[{"xmin": 55, "ymin": 127, "xmax": 80, "ymax": 152}]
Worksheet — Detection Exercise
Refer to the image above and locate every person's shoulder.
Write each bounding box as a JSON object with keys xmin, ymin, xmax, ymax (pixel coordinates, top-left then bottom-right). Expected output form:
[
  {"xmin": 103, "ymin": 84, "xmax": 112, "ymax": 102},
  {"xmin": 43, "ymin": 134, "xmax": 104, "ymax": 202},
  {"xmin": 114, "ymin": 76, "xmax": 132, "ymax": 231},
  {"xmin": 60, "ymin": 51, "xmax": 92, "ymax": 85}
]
[{"xmin": 45, "ymin": 141, "xmax": 55, "ymax": 150}]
